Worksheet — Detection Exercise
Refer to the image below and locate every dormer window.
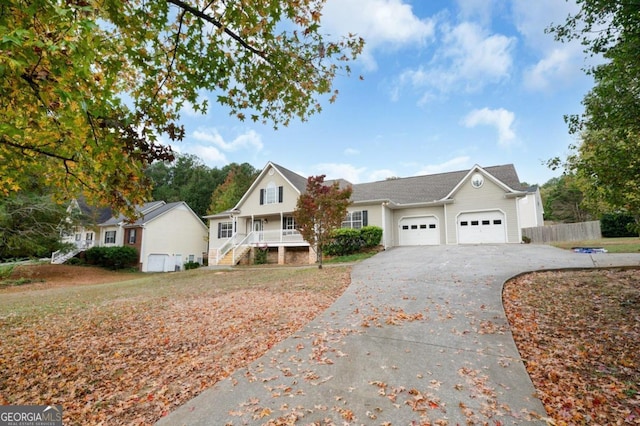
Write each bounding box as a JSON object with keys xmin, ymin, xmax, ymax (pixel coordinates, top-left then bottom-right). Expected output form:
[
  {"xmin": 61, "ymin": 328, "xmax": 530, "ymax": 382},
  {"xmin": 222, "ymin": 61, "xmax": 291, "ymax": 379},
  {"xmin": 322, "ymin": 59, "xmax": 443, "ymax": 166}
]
[{"xmin": 260, "ymin": 182, "xmax": 283, "ymax": 205}]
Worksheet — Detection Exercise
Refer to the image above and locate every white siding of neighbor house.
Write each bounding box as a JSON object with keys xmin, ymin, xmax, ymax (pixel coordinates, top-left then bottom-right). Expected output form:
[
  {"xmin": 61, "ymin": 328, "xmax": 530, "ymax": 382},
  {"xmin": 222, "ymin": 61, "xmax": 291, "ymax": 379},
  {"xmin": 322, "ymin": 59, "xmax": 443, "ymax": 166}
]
[
  {"xmin": 446, "ymin": 176, "xmax": 520, "ymax": 244},
  {"xmin": 391, "ymin": 206, "xmax": 446, "ymax": 246},
  {"xmin": 99, "ymin": 225, "xmax": 124, "ymax": 247},
  {"xmin": 141, "ymin": 204, "xmax": 208, "ymax": 272}
]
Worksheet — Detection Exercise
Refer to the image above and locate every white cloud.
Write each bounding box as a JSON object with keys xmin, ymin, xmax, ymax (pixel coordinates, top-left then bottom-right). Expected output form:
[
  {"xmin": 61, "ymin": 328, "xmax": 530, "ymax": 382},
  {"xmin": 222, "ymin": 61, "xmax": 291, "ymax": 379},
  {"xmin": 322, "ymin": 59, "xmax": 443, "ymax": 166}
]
[
  {"xmin": 344, "ymin": 148, "xmax": 360, "ymax": 156},
  {"xmin": 192, "ymin": 128, "xmax": 264, "ymax": 152},
  {"xmin": 312, "ymin": 163, "xmax": 366, "ymax": 183},
  {"xmin": 368, "ymin": 169, "xmax": 397, "ymax": 181},
  {"xmin": 189, "ymin": 145, "xmax": 228, "ymax": 165},
  {"xmin": 512, "ymin": 0, "xmax": 588, "ymax": 91},
  {"xmin": 523, "ymin": 48, "xmax": 577, "ymax": 91},
  {"xmin": 414, "ymin": 156, "xmax": 471, "ymax": 175},
  {"xmin": 455, "ymin": 0, "xmax": 498, "ymax": 26},
  {"xmin": 185, "ymin": 128, "xmax": 263, "ymax": 166},
  {"xmin": 462, "ymin": 107, "xmax": 516, "ymax": 147},
  {"xmin": 323, "ymin": 0, "xmax": 436, "ymax": 70},
  {"xmin": 394, "ymin": 21, "xmax": 515, "ymax": 98}
]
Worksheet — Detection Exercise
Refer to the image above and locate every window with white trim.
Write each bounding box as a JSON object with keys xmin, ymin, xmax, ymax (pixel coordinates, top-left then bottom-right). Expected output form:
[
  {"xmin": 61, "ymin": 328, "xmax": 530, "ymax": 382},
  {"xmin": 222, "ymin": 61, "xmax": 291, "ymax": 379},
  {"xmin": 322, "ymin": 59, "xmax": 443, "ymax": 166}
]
[
  {"xmin": 342, "ymin": 210, "xmax": 368, "ymax": 229},
  {"xmin": 218, "ymin": 222, "xmax": 233, "ymax": 239},
  {"xmin": 260, "ymin": 182, "xmax": 283, "ymax": 205},
  {"xmin": 282, "ymin": 216, "xmax": 297, "ymax": 235},
  {"xmin": 128, "ymin": 229, "xmax": 136, "ymax": 244},
  {"xmin": 265, "ymin": 182, "xmax": 277, "ymax": 204},
  {"xmin": 104, "ymin": 231, "xmax": 116, "ymax": 244}
]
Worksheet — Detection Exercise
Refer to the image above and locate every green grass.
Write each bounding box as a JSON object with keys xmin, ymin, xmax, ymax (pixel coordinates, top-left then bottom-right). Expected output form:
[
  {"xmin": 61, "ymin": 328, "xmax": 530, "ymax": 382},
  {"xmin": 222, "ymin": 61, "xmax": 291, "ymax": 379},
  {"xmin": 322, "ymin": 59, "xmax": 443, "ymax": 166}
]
[
  {"xmin": 551, "ymin": 237, "xmax": 640, "ymax": 253},
  {"xmin": 324, "ymin": 251, "xmax": 379, "ymax": 263},
  {"xmin": 0, "ymin": 267, "xmax": 350, "ymax": 323}
]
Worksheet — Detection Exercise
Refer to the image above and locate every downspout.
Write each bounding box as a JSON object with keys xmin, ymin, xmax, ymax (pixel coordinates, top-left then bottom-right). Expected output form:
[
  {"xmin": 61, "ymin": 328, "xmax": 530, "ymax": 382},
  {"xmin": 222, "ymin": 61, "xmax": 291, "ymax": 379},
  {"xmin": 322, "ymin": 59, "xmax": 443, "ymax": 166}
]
[
  {"xmin": 381, "ymin": 202, "xmax": 387, "ymax": 249},
  {"xmin": 139, "ymin": 225, "xmax": 146, "ymax": 272},
  {"xmin": 444, "ymin": 203, "xmax": 449, "ymax": 245}
]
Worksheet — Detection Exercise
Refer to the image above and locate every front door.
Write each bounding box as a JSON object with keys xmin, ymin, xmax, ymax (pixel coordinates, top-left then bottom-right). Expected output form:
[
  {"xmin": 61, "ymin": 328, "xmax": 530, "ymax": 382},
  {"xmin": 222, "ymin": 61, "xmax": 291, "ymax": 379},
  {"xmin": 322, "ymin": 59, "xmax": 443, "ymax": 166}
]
[{"xmin": 253, "ymin": 220, "xmax": 264, "ymax": 241}]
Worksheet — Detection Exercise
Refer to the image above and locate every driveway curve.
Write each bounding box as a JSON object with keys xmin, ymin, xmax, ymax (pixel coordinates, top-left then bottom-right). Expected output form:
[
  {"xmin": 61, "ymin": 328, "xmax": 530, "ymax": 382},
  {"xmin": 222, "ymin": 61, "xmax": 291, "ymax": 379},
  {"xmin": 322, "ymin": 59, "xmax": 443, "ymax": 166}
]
[{"xmin": 157, "ymin": 245, "xmax": 640, "ymax": 425}]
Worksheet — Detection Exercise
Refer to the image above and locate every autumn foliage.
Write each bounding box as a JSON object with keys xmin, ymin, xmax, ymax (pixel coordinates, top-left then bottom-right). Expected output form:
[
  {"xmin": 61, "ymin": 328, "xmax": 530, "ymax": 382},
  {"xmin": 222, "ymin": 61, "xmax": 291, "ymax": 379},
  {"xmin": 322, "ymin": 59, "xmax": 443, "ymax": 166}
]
[
  {"xmin": 504, "ymin": 269, "xmax": 640, "ymax": 424},
  {"xmin": 0, "ymin": 0, "xmax": 364, "ymax": 216},
  {"xmin": 293, "ymin": 175, "xmax": 352, "ymax": 268},
  {"xmin": 0, "ymin": 264, "xmax": 351, "ymax": 425}
]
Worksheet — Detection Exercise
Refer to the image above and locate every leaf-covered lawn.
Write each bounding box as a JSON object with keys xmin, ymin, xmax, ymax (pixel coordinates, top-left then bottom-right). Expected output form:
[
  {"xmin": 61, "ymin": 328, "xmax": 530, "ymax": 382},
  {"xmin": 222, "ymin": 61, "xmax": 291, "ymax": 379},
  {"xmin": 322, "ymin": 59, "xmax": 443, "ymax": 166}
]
[
  {"xmin": 0, "ymin": 265, "xmax": 351, "ymax": 425},
  {"xmin": 504, "ymin": 269, "xmax": 640, "ymax": 425}
]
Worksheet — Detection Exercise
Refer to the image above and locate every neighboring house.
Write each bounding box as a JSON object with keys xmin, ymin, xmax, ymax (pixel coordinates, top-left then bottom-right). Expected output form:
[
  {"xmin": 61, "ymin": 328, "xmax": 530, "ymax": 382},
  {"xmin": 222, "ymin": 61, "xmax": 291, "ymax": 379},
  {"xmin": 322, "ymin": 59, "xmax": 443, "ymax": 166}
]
[
  {"xmin": 205, "ymin": 161, "xmax": 544, "ymax": 266},
  {"xmin": 53, "ymin": 199, "xmax": 112, "ymax": 264},
  {"xmin": 98, "ymin": 201, "xmax": 208, "ymax": 272}
]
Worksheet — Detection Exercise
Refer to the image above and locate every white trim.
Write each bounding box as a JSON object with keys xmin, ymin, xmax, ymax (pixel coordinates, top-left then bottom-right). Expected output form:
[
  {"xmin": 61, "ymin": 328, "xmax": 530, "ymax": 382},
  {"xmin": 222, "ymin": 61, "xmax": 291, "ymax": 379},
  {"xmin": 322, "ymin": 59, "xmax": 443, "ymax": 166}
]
[
  {"xmin": 445, "ymin": 165, "xmax": 518, "ymax": 200},
  {"xmin": 232, "ymin": 162, "xmax": 303, "ymax": 210},
  {"xmin": 455, "ymin": 209, "xmax": 507, "ymax": 244},
  {"xmin": 398, "ymin": 214, "xmax": 440, "ymax": 246}
]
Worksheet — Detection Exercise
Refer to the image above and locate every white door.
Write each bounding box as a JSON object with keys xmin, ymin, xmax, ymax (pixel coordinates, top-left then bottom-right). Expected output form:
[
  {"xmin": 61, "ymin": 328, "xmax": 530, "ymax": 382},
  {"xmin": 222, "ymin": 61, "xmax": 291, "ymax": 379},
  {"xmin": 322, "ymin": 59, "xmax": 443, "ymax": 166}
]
[
  {"xmin": 458, "ymin": 211, "xmax": 506, "ymax": 244},
  {"xmin": 147, "ymin": 254, "xmax": 169, "ymax": 272},
  {"xmin": 399, "ymin": 216, "xmax": 440, "ymax": 246},
  {"xmin": 253, "ymin": 220, "xmax": 264, "ymax": 241}
]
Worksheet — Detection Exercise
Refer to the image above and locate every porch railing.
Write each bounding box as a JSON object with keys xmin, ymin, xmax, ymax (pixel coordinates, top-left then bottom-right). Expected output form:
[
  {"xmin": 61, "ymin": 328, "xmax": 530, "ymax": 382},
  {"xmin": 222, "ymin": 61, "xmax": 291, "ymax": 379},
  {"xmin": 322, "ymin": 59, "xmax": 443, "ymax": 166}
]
[
  {"xmin": 51, "ymin": 239, "xmax": 96, "ymax": 264},
  {"xmin": 215, "ymin": 229, "xmax": 306, "ymax": 265}
]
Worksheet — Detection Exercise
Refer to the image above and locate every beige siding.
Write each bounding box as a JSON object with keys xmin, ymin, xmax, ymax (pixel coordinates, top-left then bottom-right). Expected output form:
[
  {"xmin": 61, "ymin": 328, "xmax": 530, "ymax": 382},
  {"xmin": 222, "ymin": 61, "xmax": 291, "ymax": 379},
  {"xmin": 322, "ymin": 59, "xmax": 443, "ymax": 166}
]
[
  {"xmin": 237, "ymin": 164, "xmax": 299, "ymax": 216},
  {"xmin": 446, "ymin": 178, "xmax": 520, "ymax": 244},
  {"xmin": 391, "ymin": 206, "xmax": 446, "ymax": 246},
  {"xmin": 141, "ymin": 204, "xmax": 208, "ymax": 271}
]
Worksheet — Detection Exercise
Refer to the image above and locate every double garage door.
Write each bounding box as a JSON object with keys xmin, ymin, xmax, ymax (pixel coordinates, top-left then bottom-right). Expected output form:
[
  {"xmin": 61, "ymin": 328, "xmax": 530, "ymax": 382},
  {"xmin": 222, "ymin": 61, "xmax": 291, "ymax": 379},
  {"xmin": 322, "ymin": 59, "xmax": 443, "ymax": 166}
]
[
  {"xmin": 457, "ymin": 211, "xmax": 506, "ymax": 244},
  {"xmin": 399, "ymin": 216, "xmax": 439, "ymax": 246}
]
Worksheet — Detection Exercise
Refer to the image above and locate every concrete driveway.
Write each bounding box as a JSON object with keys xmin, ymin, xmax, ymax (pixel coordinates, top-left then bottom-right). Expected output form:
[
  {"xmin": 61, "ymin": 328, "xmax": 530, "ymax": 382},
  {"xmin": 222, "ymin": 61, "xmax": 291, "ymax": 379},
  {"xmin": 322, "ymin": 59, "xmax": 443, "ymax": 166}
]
[{"xmin": 157, "ymin": 244, "xmax": 640, "ymax": 425}]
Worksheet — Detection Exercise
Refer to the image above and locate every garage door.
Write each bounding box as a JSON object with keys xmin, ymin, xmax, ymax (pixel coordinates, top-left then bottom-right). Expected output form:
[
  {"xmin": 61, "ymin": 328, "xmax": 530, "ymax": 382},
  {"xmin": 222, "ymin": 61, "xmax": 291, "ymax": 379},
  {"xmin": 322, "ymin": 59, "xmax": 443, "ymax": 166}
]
[
  {"xmin": 458, "ymin": 211, "xmax": 506, "ymax": 244},
  {"xmin": 147, "ymin": 254, "xmax": 169, "ymax": 272},
  {"xmin": 399, "ymin": 216, "xmax": 439, "ymax": 246}
]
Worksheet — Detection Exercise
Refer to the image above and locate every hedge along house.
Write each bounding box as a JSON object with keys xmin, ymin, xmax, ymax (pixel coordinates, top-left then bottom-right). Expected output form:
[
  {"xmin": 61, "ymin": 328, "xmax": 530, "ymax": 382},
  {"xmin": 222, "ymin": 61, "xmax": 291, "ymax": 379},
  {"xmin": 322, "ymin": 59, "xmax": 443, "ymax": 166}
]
[
  {"xmin": 205, "ymin": 162, "xmax": 544, "ymax": 266},
  {"xmin": 98, "ymin": 201, "xmax": 208, "ymax": 272}
]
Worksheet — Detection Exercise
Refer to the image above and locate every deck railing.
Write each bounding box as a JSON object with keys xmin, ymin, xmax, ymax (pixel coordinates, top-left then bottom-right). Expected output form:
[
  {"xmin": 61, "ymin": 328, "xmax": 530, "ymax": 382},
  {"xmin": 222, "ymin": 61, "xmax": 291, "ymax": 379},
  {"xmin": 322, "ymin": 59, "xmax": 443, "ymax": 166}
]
[{"xmin": 215, "ymin": 230, "xmax": 306, "ymax": 264}]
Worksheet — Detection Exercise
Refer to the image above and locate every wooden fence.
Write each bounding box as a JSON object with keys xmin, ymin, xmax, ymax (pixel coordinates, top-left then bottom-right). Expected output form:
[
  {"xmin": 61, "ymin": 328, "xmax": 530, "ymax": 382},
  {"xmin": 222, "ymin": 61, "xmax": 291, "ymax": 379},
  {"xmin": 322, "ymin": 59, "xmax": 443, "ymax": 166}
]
[{"xmin": 522, "ymin": 221, "xmax": 602, "ymax": 244}]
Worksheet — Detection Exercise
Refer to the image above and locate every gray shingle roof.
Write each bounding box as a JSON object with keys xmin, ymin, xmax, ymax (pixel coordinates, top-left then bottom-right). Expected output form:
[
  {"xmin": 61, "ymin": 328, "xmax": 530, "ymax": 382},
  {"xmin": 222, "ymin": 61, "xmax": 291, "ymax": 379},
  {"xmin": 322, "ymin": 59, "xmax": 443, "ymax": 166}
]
[
  {"xmin": 351, "ymin": 164, "xmax": 524, "ymax": 205},
  {"xmin": 271, "ymin": 162, "xmax": 308, "ymax": 193},
  {"xmin": 99, "ymin": 201, "xmax": 166, "ymax": 226},
  {"xmin": 124, "ymin": 201, "xmax": 185, "ymax": 227}
]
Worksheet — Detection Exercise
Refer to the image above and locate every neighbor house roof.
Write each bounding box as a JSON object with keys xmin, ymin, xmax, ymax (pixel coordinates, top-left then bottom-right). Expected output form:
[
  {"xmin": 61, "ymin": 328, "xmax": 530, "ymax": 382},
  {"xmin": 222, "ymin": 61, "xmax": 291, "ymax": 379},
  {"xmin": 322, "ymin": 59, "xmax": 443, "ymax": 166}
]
[
  {"xmin": 351, "ymin": 164, "xmax": 525, "ymax": 205},
  {"xmin": 99, "ymin": 201, "xmax": 166, "ymax": 226}
]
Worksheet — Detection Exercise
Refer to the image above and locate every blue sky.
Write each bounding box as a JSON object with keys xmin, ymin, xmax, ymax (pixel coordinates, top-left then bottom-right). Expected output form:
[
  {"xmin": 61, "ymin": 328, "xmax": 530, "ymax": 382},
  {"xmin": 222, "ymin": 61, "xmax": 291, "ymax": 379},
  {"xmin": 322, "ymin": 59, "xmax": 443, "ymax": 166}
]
[{"xmin": 171, "ymin": 0, "xmax": 594, "ymax": 186}]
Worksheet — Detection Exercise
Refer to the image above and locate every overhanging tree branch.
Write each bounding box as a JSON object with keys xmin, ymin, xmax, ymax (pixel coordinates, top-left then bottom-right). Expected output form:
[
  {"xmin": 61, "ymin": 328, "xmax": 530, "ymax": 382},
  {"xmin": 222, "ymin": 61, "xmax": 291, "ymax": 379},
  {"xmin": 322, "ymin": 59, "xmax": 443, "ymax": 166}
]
[{"xmin": 166, "ymin": 0, "xmax": 268, "ymax": 61}]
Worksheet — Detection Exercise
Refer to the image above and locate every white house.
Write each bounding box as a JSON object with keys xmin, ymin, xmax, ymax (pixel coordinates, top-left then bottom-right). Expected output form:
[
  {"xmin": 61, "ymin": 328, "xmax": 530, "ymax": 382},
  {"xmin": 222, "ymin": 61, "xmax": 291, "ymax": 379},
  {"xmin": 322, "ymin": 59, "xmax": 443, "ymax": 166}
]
[
  {"xmin": 204, "ymin": 162, "xmax": 544, "ymax": 266},
  {"xmin": 97, "ymin": 201, "xmax": 208, "ymax": 272}
]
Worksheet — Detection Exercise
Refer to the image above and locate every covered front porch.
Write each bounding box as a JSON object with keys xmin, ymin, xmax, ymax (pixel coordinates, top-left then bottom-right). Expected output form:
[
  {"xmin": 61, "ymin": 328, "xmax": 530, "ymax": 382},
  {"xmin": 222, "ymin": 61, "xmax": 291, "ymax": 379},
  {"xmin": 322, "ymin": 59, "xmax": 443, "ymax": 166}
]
[{"xmin": 211, "ymin": 214, "xmax": 314, "ymax": 266}]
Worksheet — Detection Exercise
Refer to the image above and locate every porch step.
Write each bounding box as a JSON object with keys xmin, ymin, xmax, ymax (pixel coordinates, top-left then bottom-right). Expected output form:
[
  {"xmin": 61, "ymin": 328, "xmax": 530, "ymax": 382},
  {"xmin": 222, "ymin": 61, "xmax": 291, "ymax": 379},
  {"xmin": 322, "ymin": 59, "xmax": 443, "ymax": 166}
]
[
  {"xmin": 218, "ymin": 246, "xmax": 251, "ymax": 265},
  {"xmin": 51, "ymin": 248, "xmax": 82, "ymax": 264}
]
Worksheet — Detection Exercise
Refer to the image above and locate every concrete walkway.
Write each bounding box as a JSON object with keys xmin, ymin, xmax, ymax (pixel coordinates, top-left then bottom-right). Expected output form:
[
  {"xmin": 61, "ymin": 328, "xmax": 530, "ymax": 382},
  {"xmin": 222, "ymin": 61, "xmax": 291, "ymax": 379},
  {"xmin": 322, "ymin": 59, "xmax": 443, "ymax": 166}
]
[{"xmin": 157, "ymin": 245, "xmax": 640, "ymax": 425}]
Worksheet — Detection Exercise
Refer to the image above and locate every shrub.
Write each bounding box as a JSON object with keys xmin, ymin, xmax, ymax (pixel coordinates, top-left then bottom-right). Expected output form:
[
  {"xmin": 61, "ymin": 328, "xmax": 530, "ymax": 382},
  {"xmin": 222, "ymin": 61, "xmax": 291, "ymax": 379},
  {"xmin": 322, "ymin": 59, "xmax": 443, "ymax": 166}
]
[
  {"xmin": 66, "ymin": 257, "xmax": 85, "ymax": 265},
  {"xmin": 183, "ymin": 261, "xmax": 200, "ymax": 270},
  {"xmin": 84, "ymin": 246, "xmax": 109, "ymax": 266},
  {"xmin": 85, "ymin": 246, "xmax": 138, "ymax": 270},
  {"xmin": 601, "ymin": 213, "xmax": 637, "ymax": 238},
  {"xmin": 324, "ymin": 228, "xmax": 363, "ymax": 256},
  {"xmin": 360, "ymin": 226, "xmax": 383, "ymax": 248},
  {"xmin": 254, "ymin": 247, "xmax": 268, "ymax": 265}
]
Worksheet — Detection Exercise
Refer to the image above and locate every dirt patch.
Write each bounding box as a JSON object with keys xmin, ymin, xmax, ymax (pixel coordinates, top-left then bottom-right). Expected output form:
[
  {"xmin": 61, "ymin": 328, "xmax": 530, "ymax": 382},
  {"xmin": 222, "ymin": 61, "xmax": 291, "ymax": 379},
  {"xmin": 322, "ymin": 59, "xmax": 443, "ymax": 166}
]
[{"xmin": 3, "ymin": 264, "xmax": 141, "ymax": 292}]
